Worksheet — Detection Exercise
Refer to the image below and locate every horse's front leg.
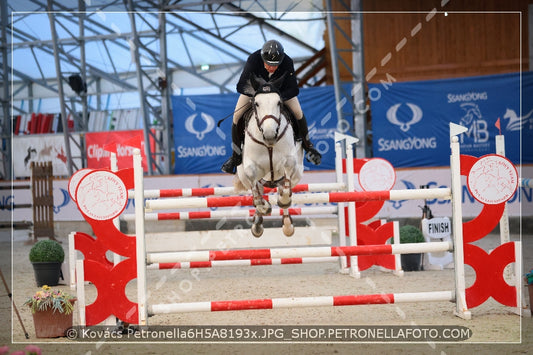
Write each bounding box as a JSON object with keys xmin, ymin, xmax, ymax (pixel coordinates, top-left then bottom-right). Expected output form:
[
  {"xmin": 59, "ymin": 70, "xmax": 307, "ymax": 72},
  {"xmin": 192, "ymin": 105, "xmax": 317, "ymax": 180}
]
[
  {"xmin": 251, "ymin": 181, "xmax": 269, "ymax": 238},
  {"xmin": 252, "ymin": 181, "xmax": 271, "ymax": 215}
]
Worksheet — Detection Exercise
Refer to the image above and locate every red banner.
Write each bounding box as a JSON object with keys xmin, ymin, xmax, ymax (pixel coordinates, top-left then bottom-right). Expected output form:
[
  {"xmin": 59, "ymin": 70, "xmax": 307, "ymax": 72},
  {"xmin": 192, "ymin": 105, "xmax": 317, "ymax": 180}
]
[{"xmin": 85, "ymin": 130, "xmax": 149, "ymax": 171}]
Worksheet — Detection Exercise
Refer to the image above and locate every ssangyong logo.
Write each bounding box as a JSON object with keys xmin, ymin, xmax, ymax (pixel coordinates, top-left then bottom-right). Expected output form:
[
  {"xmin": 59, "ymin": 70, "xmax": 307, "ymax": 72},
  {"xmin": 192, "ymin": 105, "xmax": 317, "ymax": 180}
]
[
  {"xmin": 185, "ymin": 112, "xmax": 215, "ymax": 140},
  {"xmin": 386, "ymin": 103, "xmax": 423, "ymax": 132},
  {"xmin": 378, "ymin": 103, "xmax": 437, "ymax": 152}
]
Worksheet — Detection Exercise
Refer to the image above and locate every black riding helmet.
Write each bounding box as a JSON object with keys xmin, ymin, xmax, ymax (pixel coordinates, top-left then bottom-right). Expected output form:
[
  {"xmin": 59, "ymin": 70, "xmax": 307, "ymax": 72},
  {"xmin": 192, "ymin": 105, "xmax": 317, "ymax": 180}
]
[{"xmin": 261, "ymin": 40, "xmax": 285, "ymax": 66}]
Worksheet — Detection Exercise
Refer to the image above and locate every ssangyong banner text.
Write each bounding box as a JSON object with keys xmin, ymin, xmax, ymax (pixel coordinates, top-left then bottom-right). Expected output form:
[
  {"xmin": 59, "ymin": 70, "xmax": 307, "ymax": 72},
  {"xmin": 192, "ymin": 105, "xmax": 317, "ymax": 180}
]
[{"xmin": 369, "ymin": 72, "xmax": 533, "ymax": 167}]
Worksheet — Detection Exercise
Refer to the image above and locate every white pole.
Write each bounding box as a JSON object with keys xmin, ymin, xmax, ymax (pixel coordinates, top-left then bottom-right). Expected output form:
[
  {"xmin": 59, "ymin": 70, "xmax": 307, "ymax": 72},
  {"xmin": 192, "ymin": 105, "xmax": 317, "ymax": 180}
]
[
  {"xmin": 513, "ymin": 242, "xmax": 524, "ymax": 315},
  {"xmin": 345, "ymin": 142, "xmax": 360, "ymax": 278},
  {"xmin": 393, "ymin": 221, "xmax": 403, "ymax": 276},
  {"xmin": 107, "ymin": 152, "xmax": 121, "ymax": 326},
  {"xmin": 68, "ymin": 232, "xmax": 76, "ymax": 290},
  {"xmin": 495, "ymin": 135, "xmax": 511, "ymax": 246},
  {"xmin": 111, "ymin": 152, "xmax": 122, "ymax": 265},
  {"xmin": 335, "ymin": 142, "xmax": 348, "ymax": 273},
  {"xmin": 134, "ymin": 149, "xmax": 148, "ymax": 325},
  {"xmin": 76, "ymin": 259, "xmax": 86, "ymax": 326},
  {"xmin": 450, "ymin": 133, "xmax": 471, "ymax": 320}
]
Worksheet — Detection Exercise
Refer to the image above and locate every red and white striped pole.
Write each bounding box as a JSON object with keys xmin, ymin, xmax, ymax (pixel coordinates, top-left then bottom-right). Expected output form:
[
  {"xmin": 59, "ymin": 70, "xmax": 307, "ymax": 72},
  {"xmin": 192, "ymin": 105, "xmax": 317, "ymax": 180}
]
[
  {"xmin": 146, "ymin": 256, "xmax": 339, "ymax": 270},
  {"xmin": 122, "ymin": 206, "xmax": 337, "ymax": 222},
  {"xmin": 148, "ymin": 290, "xmax": 453, "ymax": 314},
  {"xmin": 146, "ymin": 241, "xmax": 452, "ymax": 264},
  {"xmin": 145, "ymin": 188, "xmax": 451, "ymax": 210},
  {"xmin": 131, "ymin": 182, "xmax": 345, "ymax": 199}
]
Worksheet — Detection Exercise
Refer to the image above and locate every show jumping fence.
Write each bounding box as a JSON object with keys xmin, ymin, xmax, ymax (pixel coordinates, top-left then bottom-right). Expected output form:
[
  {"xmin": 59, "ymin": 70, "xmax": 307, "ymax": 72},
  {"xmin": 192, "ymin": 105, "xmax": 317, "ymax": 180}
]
[{"xmin": 70, "ymin": 127, "xmax": 523, "ymax": 327}]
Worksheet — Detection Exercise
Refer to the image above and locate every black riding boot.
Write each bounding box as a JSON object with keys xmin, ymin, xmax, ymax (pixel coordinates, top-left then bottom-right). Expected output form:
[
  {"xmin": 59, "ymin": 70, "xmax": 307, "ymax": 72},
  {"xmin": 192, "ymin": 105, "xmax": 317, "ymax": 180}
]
[
  {"xmin": 221, "ymin": 123, "xmax": 244, "ymax": 174},
  {"xmin": 296, "ymin": 115, "xmax": 322, "ymax": 165}
]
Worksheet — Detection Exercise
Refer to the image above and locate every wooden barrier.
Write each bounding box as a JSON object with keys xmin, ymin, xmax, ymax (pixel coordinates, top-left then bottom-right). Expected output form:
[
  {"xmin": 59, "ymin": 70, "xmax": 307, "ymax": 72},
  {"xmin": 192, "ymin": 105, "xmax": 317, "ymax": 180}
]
[{"xmin": 30, "ymin": 162, "xmax": 54, "ymax": 240}]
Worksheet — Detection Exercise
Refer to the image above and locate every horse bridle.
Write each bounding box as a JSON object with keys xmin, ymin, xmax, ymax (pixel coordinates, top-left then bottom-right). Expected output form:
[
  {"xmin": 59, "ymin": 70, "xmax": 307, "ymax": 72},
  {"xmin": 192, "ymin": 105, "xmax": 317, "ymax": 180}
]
[
  {"xmin": 246, "ymin": 96, "xmax": 290, "ymax": 148},
  {"xmin": 245, "ymin": 95, "xmax": 291, "ymax": 187}
]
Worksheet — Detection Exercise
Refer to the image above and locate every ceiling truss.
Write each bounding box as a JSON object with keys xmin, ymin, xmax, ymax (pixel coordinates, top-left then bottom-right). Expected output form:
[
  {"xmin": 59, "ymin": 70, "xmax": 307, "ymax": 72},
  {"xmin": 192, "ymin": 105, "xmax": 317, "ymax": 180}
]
[{"xmin": 0, "ymin": 0, "xmax": 359, "ymax": 180}]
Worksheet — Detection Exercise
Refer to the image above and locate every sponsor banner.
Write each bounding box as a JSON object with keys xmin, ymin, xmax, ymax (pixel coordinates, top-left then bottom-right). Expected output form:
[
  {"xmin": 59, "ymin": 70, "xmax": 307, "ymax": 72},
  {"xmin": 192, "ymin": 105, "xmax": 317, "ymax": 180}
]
[
  {"xmin": 369, "ymin": 72, "xmax": 533, "ymax": 167},
  {"xmin": 85, "ymin": 130, "xmax": 149, "ymax": 171},
  {"xmin": 4, "ymin": 166, "xmax": 531, "ymax": 223},
  {"xmin": 171, "ymin": 85, "xmax": 351, "ymax": 174},
  {"xmin": 12, "ymin": 134, "xmax": 82, "ymax": 178}
]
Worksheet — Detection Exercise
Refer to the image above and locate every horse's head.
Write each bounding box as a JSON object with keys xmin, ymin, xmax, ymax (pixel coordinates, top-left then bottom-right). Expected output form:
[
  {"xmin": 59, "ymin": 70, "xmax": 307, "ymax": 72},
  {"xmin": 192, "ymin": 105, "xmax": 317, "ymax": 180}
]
[
  {"xmin": 247, "ymin": 74, "xmax": 288, "ymax": 147},
  {"xmin": 459, "ymin": 102, "xmax": 482, "ymax": 125},
  {"xmin": 503, "ymin": 108, "xmax": 515, "ymax": 120}
]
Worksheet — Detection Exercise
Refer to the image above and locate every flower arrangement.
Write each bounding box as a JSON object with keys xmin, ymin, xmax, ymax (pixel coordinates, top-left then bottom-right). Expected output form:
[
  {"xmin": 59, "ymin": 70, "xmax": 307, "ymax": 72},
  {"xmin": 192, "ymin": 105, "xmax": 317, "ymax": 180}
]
[{"xmin": 24, "ymin": 285, "xmax": 75, "ymax": 315}]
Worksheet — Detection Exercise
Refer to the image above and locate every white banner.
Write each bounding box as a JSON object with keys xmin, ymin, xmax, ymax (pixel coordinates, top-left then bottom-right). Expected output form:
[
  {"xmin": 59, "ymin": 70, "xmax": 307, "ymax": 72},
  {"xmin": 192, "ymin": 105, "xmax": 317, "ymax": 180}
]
[{"xmin": 12, "ymin": 134, "xmax": 82, "ymax": 178}]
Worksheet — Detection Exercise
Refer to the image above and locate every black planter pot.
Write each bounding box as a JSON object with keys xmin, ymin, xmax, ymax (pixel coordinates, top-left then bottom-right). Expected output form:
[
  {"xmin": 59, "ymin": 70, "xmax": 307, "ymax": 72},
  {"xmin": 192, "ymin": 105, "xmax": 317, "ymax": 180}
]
[
  {"xmin": 401, "ymin": 253, "xmax": 422, "ymax": 271},
  {"xmin": 32, "ymin": 262, "xmax": 63, "ymax": 287}
]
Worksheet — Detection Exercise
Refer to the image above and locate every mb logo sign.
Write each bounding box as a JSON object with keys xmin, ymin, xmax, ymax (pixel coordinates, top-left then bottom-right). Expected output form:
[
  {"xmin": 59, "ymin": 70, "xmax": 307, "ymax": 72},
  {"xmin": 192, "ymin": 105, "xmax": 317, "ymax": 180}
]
[{"xmin": 459, "ymin": 103, "xmax": 489, "ymax": 144}]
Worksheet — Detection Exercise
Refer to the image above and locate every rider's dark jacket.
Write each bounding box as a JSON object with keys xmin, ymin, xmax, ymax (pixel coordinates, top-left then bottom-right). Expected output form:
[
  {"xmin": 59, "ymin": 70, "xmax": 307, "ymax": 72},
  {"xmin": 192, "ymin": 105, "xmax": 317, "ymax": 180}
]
[{"xmin": 236, "ymin": 50, "xmax": 299, "ymax": 101}]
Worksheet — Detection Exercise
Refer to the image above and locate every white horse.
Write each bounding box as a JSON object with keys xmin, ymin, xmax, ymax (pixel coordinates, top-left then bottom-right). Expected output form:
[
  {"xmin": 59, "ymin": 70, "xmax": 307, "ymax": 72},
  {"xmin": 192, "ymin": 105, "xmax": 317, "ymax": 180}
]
[{"xmin": 234, "ymin": 74, "xmax": 304, "ymax": 237}]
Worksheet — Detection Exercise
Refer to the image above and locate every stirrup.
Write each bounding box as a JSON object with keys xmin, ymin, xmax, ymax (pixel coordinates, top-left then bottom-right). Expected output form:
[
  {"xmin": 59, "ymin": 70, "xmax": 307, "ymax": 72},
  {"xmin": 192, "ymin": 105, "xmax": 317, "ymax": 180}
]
[{"xmin": 221, "ymin": 155, "xmax": 241, "ymax": 174}]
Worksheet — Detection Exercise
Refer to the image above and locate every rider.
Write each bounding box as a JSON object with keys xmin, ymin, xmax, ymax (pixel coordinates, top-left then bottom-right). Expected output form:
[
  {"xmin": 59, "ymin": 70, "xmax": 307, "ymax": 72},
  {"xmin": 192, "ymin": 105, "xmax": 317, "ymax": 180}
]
[{"xmin": 221, "ymin": 39, "xmax": 322, "ymax": 174}]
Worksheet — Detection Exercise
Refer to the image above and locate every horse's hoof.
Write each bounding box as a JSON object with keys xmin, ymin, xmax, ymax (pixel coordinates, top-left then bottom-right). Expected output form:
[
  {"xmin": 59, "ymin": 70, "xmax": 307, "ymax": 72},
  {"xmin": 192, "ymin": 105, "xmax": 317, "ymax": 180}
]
[
  {"xmin": 283, "ymin": 224, "xmax": 295, "ymax": 237},
  {"xmin": 251, "ymin": 223, "xmax": 264, "ymax": 238},
  {"xmin": 282, "ymin": 215, "xmax": 294, "ymax": 237}
]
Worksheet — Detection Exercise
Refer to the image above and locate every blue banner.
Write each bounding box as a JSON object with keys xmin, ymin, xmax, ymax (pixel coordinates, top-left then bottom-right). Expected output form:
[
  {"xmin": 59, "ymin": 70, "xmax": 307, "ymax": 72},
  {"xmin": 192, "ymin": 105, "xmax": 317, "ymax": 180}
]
[
  {"xmin": 172, "ymin": 85, "xmax": 351, "ymax": 174},
  {"xmin": 369, "ymin": 72, "xmax": 533, "ymax": 167}
]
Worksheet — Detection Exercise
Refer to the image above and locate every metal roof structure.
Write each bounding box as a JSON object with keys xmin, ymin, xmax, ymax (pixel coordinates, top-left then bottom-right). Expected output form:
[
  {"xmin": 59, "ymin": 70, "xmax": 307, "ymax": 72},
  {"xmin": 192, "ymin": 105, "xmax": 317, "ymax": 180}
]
[{"xmin": 1, "ymin": 0, "xmax": 363, "ymax": 179}]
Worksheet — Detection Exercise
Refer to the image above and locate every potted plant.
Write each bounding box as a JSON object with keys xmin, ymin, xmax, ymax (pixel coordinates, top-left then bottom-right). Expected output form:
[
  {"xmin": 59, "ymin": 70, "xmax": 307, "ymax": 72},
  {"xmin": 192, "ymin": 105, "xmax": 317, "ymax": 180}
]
[
  {"xmin": 29, "ymin": 240, "xmax": 65, "ymax": 287},
  {"xmin": 399, "ymin": 225, "xmax": 425, "ymax": 271},
  {"xmin": 24, "ymin": 285, "xmax": 76, "ymax": 338}
]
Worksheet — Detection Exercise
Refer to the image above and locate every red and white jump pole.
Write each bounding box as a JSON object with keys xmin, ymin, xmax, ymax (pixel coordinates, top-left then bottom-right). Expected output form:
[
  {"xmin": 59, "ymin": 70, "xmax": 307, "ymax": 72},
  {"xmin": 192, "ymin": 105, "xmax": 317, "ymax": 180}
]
[
  {"xmin": 122, "ymin": 206, "xmax": 337, "ymax": 222},
  {"xmin": 149, "ymin": 290, "xmax": 454, "ymax": 315},
  {"xmin": 146, "ymin": 256, "xmax": 339, "ymax": 270},
  {"xmin": 133, "ymin": 182, "xmax": 345, "ymax": 199},
  {"xmin": 144, "ymin": 188, "xmax": 451, "ymax": 210},
  {"xmin": 146, "ymin": 241, "xmax": 452, "ymax": 264}
]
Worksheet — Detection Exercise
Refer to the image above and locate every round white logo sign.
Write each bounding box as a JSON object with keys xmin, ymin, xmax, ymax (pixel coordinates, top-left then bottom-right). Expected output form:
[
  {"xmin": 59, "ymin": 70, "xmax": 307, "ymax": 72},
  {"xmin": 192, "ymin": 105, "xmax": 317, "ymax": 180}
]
[
  {"xmin": 358, "ymin": 158, "xmax": 396, "ymax": 191},
  {"xmin": 68, "ymin": 168, "xmax": 93, "ymax": 202},
  {"xmin": 467, "ymin": 154, "xmax": 518, "ymax": 205},
  {"xmin": 76, "ymin": 170, "xmax": 128, "ymax": 220}
]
